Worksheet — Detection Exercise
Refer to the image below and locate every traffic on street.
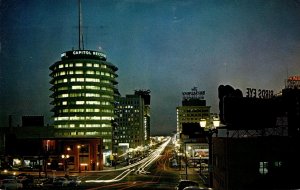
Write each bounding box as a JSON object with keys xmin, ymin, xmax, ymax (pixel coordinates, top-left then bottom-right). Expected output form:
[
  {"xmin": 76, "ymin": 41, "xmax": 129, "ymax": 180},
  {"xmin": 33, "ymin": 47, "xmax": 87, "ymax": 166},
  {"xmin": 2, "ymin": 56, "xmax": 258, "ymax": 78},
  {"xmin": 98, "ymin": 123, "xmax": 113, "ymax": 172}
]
[{"xmin": 0, "ymin": 136, "xmax": 208, "ymax": 189}]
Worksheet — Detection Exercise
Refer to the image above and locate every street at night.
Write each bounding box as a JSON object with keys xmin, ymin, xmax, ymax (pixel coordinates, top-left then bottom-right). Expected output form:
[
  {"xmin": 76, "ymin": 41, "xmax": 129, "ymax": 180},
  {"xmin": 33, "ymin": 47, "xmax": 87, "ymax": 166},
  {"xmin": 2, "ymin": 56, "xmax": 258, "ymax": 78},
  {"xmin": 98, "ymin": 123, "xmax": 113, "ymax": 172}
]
[
  {"xmin": 1, "ymin": 1, "xmax": 300, "ymax": 190},
  {"xmin": 9, "ymin": 138, "xmax": 203, "ymax": 190}
]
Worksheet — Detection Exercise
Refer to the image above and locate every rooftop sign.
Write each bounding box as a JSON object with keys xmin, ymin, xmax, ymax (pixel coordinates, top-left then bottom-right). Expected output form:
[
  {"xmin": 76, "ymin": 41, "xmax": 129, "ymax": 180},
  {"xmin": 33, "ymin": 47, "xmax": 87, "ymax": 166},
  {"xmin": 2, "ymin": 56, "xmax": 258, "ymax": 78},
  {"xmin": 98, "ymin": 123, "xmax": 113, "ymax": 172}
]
[
  {"xmin": 61, "ymin": 50, "xmax": 107, "ymax": 61},
  {"xmin": 182, "ymin": 87, "xmax": 205, "ymax": 100},
  {"xmin": 245, "ymin": 88, "xmax": 274, "ymax": 99},
  {"xmin": 286, "ymin": 76, "xmax": 300, "ymax": 89}
]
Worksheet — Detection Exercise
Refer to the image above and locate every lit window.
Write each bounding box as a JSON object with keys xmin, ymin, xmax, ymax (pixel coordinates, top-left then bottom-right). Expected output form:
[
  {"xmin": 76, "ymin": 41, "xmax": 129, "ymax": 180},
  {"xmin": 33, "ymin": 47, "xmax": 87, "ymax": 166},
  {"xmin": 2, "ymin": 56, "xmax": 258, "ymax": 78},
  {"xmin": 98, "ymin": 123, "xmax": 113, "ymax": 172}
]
[
  {"xmin": 102, "ymin": 116, "xmax": 112, "ymax": 120},
  {"xmin": 59, "ymin": 65, "xmax": 64, "ymax": 68},
  {"xmin": 86, "ymin": 63, "xmax": 93, "ymax": 67},
  {"xmin": 94, "ymin": 64, "xmax": 99, "ymax": 67},
  {"xmin": 86, "ymin": 86, "xmax": 100, "ymax": 90},
  {"xmin": 86, "ymin": 78, "xmax": 100, "ymax": 82},
  {"xmin": 58, "ymin": 87, "xmax": 68, "ymax": 91},
  {"xmin": 62, "ymin": 101, "xmax": 67, "ymax": 105},
  {"xmin": 75, "ymin": 70, "xmax": 83, "ymax": 74},
  {"xmin": 75, "ymin": 63, "xmax": 83, "ymax": 67},
  {"xmin": 259, "ymin": 162, "xmax": 268, "ymax": 175},
  {"xmin": 56, "ymin": 117, "xmax": 69, "ymax": 121},
  {"xmin": 69, "ymin": 109, "xmax": 84, "ymax": 112},
  {"xmin": 72, "ymin": 86, "xmax": 83, "ymax": 90},
  {"xmin": 76, "ymin": 78, "xmax": 84, "ymax": 82},
  {"xmin": 76, "ymin": 101, "xmax": 84, "ymax": 105},
  {"xmin": 86, "ymin": 70, "xmax": 95, "ymax": 75},
  {"xmin": 86, "ymin": 93, "xmax": 100, "ymax": 97},
  {"xmin": 274, "ymin": 161, "xmax": 282, "ymax": 167},
  {"xmin": 62, "ymin": 109, "xmax": 69, "ymax": 113},
  {"xmin": 86, "ymin": 101, "xmax": 100, "ymax": 105}
]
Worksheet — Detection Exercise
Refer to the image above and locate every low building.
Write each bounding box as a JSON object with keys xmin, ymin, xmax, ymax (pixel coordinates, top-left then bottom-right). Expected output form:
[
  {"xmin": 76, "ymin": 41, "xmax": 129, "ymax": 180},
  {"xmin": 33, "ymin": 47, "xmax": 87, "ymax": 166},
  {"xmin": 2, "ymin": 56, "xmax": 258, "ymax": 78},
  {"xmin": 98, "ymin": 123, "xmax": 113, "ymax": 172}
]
[
  {"xmin": 0, "ymin": 116, "xmax": 104, "ymax": 172},
  {"xmin": 213, "ymin": 136, "xmax": 300, "ymax": 190}
]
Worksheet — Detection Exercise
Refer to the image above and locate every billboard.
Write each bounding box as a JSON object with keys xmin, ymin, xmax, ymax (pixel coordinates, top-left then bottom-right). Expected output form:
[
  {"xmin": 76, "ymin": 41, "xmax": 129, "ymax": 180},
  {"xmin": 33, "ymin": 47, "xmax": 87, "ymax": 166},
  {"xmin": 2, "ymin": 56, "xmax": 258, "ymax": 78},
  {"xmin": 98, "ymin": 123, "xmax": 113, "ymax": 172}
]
[{"xmin": 222, "ymin": 97, "xmax": 278, "ymax": 129}]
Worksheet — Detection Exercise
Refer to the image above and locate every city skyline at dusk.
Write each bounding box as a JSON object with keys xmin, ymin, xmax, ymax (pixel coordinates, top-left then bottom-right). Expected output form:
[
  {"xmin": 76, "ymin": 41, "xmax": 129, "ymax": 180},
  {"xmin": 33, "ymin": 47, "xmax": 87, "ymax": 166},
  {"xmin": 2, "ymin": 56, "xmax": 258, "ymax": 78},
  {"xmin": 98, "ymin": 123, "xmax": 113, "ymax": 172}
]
[{"xmin": 1, "ymin": 0, "xmax": 300, "ymax": 134}]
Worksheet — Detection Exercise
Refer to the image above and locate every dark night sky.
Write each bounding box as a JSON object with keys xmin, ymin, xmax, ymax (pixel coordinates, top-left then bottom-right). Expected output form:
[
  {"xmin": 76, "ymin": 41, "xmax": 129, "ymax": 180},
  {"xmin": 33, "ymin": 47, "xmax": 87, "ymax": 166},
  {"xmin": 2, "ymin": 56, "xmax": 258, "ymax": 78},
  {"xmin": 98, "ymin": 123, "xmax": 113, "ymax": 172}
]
[{"xmin": 0, "ymin": 0, "xmax": 300, "ymax": 135}]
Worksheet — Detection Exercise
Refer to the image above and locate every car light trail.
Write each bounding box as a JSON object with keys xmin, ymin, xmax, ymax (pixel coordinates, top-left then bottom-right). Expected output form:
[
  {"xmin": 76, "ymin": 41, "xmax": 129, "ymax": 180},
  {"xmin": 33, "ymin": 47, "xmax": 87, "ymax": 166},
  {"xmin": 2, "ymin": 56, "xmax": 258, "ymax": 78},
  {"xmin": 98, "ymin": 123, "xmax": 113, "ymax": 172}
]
[
  {"xmin": 85, "ymin": 168, "xmax": 134, "ymax": 183},
  {"xmin": 85, "ymin": 137, "xmax": 171, "ymax": 183}
]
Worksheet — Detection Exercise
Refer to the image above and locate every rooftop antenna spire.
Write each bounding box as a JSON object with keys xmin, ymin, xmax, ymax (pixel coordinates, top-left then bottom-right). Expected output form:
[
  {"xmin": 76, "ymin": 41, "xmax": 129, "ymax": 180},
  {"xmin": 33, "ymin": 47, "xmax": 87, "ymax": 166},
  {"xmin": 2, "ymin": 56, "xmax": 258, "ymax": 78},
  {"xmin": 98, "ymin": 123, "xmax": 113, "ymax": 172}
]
[{"xmin": 78, "ymin": 0, "xmax": 83, "ymax": 50}]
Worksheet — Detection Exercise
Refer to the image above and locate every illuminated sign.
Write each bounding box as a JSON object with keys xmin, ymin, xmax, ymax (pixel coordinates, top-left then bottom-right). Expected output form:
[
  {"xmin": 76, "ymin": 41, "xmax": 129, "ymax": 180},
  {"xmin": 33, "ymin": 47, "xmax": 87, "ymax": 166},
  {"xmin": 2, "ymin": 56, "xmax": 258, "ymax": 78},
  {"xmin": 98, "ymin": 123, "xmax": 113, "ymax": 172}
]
[
  {"xmin": 61, "ymin": 50, "xmax": 107, "ymax": 60},
  {"xmin": 288, "ymin": 76, "xmax": 300, "ymax": 81},
  {"xmin": 182, "ymin": 87, "xmax": 205, "ymax": 100},
  {"xmin": 286, "ymin": 76, "xmax": 300, "ymax": 89},
  {"xmin": 246, "ymin": 88, "xmax": 274, "ymax": 99}
]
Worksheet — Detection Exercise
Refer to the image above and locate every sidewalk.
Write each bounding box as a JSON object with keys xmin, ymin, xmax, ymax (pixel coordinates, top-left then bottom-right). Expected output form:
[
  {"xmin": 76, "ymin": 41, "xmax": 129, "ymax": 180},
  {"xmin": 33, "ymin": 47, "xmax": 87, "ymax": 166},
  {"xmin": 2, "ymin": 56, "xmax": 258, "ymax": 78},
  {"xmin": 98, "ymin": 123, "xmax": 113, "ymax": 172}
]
[{"xmin": 178, "ymin": 162, "xmax": 207, "ymax": 188}]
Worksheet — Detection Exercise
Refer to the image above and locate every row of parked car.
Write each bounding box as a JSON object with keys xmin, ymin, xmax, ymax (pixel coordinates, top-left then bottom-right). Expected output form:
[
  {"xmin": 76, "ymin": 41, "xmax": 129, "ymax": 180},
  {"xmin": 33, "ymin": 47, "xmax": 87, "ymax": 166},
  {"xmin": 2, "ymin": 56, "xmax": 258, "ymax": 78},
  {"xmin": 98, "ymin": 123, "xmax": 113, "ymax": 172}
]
[{"xmin": 0, "ymin": 173, "xmax": 81, "ymax": 189}]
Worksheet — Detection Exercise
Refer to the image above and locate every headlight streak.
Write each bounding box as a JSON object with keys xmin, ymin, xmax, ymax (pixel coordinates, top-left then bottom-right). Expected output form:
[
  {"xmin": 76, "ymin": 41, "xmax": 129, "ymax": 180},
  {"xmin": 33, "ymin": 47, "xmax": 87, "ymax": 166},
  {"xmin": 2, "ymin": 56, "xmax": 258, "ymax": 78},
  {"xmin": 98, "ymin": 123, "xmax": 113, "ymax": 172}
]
[
  {"xmin": 85, "ymin": 137, "xmax": 171, "ymax": 183},
  {"xmin": 85, "ymin": 168, "xmax": 133, "ymax": 183},
  {"xmin": 135, "ymin": 137, "xmax": 171, "ymax": 175}
]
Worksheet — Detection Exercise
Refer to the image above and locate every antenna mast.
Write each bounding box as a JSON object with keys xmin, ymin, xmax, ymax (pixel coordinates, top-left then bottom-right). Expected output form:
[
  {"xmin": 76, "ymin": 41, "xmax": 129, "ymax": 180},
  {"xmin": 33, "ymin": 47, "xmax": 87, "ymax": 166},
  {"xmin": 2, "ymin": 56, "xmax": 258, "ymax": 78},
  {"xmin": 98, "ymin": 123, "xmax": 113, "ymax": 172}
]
[{"xmin": 78, "ymin": 0, "xmax": 83, "ymax": 50}]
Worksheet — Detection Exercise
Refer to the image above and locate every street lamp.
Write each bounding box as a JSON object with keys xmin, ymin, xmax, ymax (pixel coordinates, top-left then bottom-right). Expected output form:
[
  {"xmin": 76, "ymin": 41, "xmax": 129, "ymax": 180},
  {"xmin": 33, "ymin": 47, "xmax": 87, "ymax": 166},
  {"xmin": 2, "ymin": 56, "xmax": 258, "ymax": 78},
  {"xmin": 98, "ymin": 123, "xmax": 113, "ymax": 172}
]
[
  {"xmin": 77, "ymin": 145, "xmax": 81, "ymax": 173},
  {"xmin": 199, "ymin": 155, "xmax": 202, "ymax": 176},
  {"xmin": 200, "ymin": 118, "xmax": 220, "ymax": 188},
  {"xmin": 200, "ymin": 119, "xmax": 207, "ymax": 128},
  {"xmin": 113, "ymin": 153, "xmax": 118, "ymax": 169},
  {"xmin": 61, "ymin": 154, "xmax": 69, "ymax": 177}
]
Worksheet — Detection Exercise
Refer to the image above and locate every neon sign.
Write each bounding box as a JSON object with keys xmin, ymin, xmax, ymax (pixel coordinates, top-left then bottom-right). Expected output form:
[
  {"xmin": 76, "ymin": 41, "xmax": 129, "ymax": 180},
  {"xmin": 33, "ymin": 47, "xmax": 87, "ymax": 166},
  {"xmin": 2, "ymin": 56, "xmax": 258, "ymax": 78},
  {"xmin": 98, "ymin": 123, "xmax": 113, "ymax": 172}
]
[{"xmin": 286, "ymin": 76, "xmax": 300, "ymax": 89}]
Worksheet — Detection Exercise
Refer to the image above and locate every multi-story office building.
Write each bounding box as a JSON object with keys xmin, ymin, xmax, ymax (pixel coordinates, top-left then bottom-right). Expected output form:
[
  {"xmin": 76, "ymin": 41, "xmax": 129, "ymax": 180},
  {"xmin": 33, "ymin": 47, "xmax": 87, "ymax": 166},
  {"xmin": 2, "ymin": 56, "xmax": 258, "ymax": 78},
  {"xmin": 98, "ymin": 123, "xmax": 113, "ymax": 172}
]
[
  {"xmin": 114, "ymin": 90, "xmax": 151, "ymax": 151},
  {"xmin": 49, "ymin": 50, "xmax": 119, "ymax": 151},
  {"xmin": 176, "ymin": 88, "xmax": 211, "ymax": 135}
]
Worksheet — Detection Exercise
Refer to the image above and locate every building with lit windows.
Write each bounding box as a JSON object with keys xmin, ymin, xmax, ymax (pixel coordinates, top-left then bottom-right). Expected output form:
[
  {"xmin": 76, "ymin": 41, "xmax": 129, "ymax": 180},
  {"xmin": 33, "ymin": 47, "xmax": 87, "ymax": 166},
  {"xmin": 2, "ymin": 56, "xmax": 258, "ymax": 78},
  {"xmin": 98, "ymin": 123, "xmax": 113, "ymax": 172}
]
[
  {"xmin": 49, "ymin": 50, "xmax": 119, "ymax": 152},
  {"xmin": 114, "ymin": 90, "xmax": 151, "ymax": 153},
  {"xmin": 176, "ymin": 87, "xmax": 211, "ymax": 135}
]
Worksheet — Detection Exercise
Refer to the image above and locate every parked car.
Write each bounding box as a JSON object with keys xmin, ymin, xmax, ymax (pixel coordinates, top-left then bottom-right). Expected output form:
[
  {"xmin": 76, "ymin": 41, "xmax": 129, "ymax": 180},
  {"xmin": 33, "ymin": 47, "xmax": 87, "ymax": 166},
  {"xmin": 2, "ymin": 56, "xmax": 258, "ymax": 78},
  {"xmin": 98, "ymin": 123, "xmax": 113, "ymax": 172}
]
[
  {"xmin": 18, "ymin": 166, "xmax": 34, "ymax": 171},
  {"xmin": 52, "ymin": 177, "xmax": 70, "ymax": 187},
  {"xmin": 1, "ymin": 179, "xmax": 23, "ymax": 190},
  {"xmin": 183, "ymin": 186, "xmax": 213, "ymax": 190},
  {"xmin": 17, "ymin": 174, "xmax": 34, "ymax": 188},
  {"xmin": 176, "ymin": 180, "xmax": 199, "ymax": 190},
  {"xmin": 68, "ymin": 177, "xmax": 81, "ymax": 187}
]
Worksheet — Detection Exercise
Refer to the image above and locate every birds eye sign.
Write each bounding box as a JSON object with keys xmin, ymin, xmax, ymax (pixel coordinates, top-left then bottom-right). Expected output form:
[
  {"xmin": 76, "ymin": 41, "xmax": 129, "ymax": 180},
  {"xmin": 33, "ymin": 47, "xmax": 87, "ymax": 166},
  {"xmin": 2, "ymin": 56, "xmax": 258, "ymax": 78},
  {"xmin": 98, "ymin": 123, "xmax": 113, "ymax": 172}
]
[{"xmin": 246, "ymin": 88, "xmax": 274, "ymax": 99}]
